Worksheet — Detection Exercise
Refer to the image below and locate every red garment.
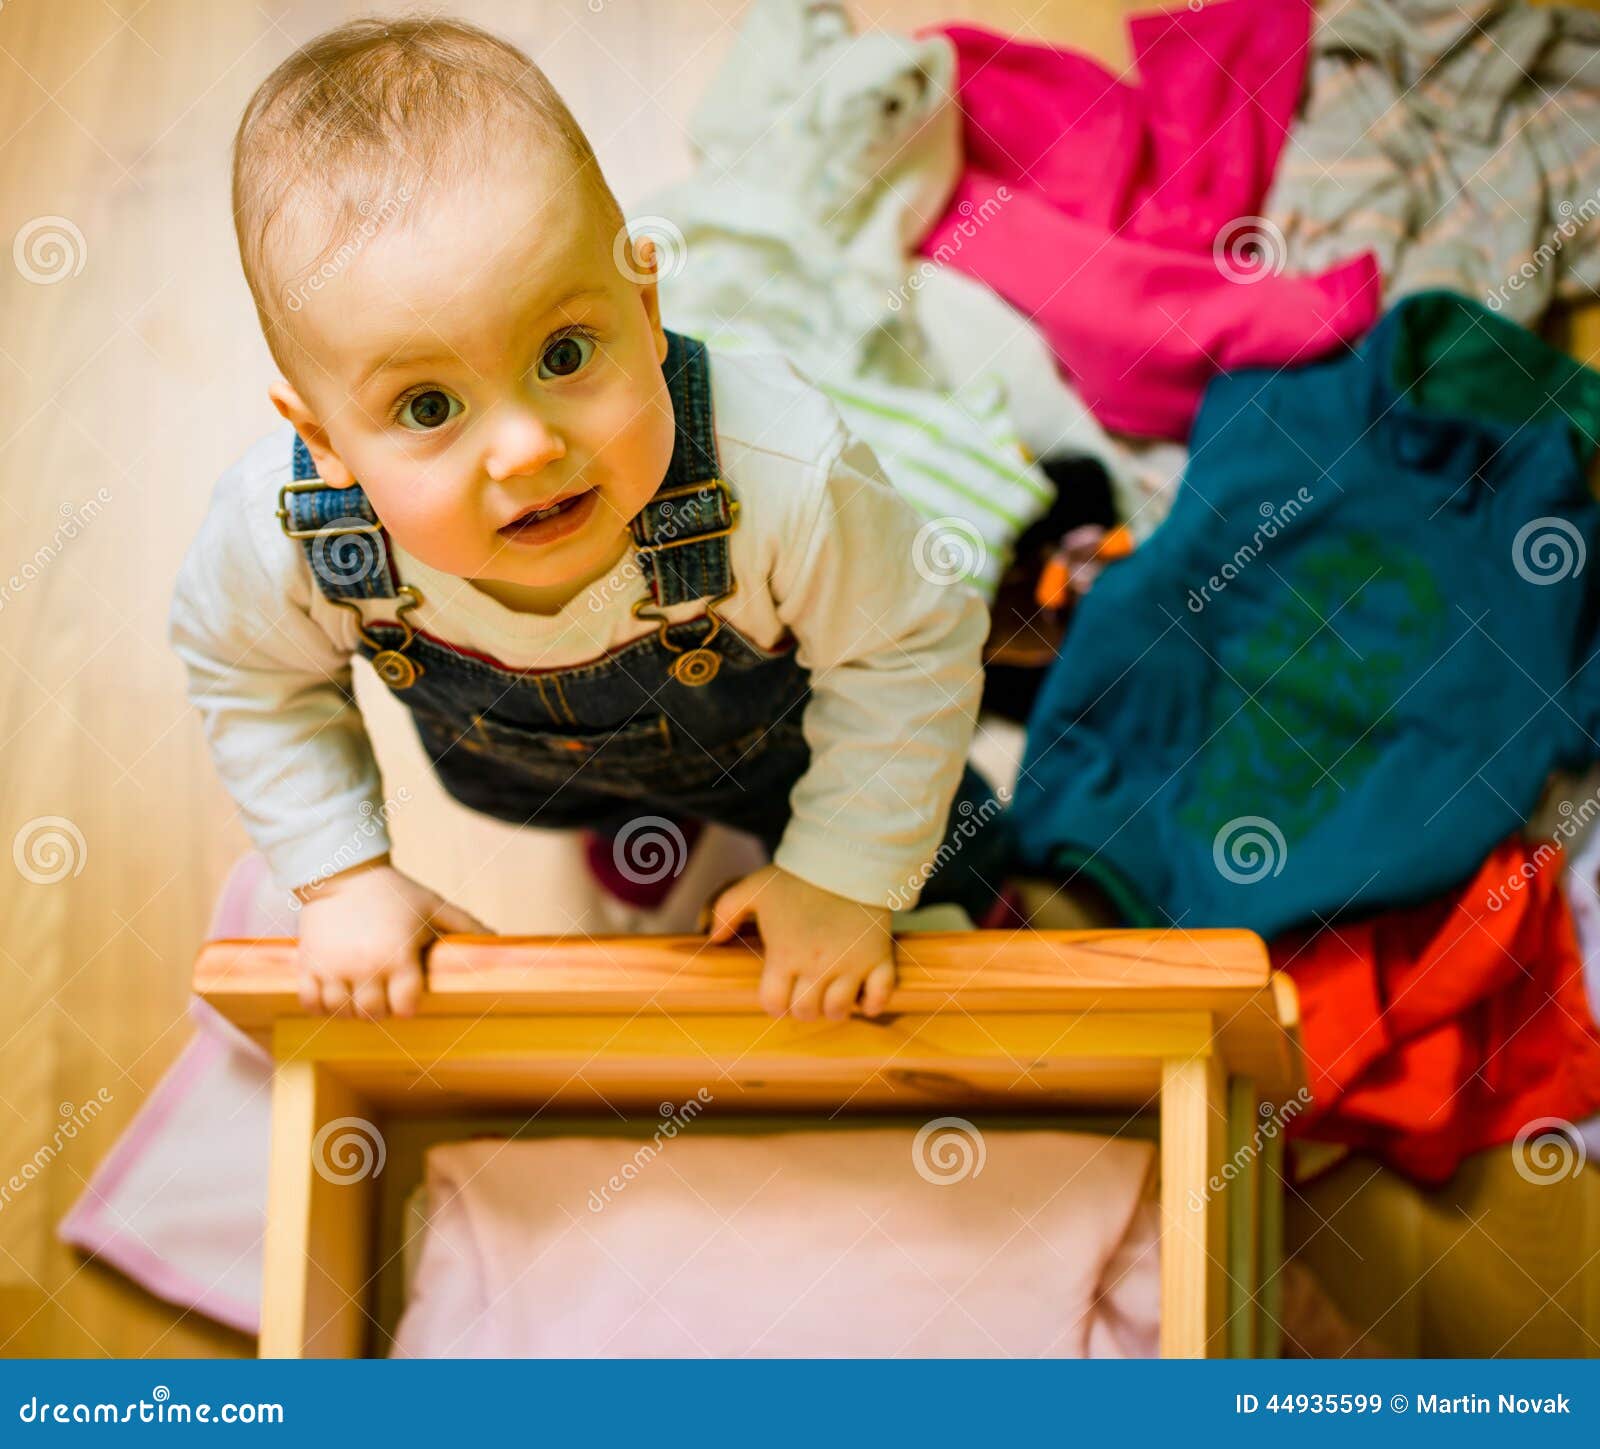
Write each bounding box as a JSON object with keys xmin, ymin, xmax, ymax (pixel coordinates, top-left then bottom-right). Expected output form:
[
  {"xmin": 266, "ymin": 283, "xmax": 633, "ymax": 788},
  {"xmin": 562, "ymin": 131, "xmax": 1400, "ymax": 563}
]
[
  {"xmin": 1273, "ymin": 839, "xmax": 1600, "ymax": 1184},
  {"xmin": 917, "ymin": 0, "xmax": 1381, "ymax": 439}
]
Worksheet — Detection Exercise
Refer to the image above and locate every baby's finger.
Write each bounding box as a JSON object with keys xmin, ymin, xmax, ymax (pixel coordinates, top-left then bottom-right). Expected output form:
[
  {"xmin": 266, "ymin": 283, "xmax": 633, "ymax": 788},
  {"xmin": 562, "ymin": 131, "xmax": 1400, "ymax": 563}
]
[
  {"xmin": 696, "ymin": 876, "xmax": 748, "ymax": 935},
  {"xmin": 351, "ymin": 977, "xmax": 388, "ymax": 1020},
  {"xmin": 431, "ymin": 901, "xmax": 488, "ymax": 935},
  {"xmin": 297, "ymin": 971, "xmax": 321, "ymax": 1013},
  {"xmin": 708, "ymin": 874, "xmax": 761, "ymax": 945},
  {"xmin": 860, "ymin": 960, "xmax": 895, "ymax": 1018},
  {"xmin": 387, "ymin": 961, "xmax": 424, "ymax": 1018},
  {"xmin": 787, "ymin": 973, "xmax": 828, "ymax": 1023},
  {"xmin": 822, "ymin": 971, "xmax": 864, "ymax": 1022},
  {"xmin": 759, "ymin": 959, "xmax": 796, "ymax": 1018},
  {"xmin": 319, "ymin": 977, "xmax": 352, "ymax": 1017}
]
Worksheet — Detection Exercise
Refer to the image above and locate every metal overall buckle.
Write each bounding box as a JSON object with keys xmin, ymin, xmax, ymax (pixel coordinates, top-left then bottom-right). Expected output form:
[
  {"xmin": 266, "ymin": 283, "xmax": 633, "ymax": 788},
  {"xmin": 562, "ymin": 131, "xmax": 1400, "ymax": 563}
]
[
  {"xmin": 329, "ymin": 586, "xmax": 426, "ymax": 691},
  {"xmin": 633, "ymin": 585, "xmax": 739, "ymax": 687},
  {"xmin": 274, "ymin": 479, "xmax": 384, "ymax": 541}
]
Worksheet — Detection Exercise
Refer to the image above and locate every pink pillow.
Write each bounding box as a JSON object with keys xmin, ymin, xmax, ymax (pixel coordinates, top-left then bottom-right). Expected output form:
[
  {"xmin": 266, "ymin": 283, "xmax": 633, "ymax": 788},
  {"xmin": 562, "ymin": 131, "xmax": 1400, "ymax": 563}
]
[{"xmin": 392, "ymin": 1129, "xmax": 1159, "ymax": 1358}]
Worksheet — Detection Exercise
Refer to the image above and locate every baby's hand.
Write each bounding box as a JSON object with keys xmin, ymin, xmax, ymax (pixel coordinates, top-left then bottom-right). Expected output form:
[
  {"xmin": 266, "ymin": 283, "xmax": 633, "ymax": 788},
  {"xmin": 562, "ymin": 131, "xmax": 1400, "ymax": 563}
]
[
  {"xmin": 293, "ymin": 856, "xmax": 485, "ymax": 1019},
  {"xmin": 707, "ymin": 864, "xmax": 894, "ymax": 1021}
]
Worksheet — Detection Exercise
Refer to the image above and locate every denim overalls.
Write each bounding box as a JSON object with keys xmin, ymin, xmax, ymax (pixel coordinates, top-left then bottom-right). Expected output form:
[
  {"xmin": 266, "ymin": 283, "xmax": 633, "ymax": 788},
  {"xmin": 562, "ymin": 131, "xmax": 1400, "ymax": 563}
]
[{"xmin": 277, "ymin": 331, "xmax": 1006, "ymax": 915}]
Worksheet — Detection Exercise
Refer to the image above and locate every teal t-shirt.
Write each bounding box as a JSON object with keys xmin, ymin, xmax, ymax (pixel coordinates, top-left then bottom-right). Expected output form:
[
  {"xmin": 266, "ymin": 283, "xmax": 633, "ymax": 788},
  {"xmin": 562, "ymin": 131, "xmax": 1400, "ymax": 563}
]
[{"xmin": 1013, "ymin": 291, "xmax": 1600, "ymax": 935}]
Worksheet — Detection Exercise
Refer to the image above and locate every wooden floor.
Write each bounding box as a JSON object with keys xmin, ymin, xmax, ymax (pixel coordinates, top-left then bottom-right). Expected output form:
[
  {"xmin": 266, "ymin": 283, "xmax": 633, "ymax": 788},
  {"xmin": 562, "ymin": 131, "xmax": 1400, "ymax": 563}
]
[
  {"xmin": 2, "ymin": 0, "xmax": 1599, "ymax": 1359},
  {"xmin": 0, "ymin": 0, "xmax": 1161, "ymax": 1363}
]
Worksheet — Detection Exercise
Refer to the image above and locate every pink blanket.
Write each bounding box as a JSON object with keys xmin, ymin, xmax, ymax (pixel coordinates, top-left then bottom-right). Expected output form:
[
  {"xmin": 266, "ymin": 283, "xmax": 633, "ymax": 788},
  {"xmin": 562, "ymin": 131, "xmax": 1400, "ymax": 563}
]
[
  {"xmin": 55, "ymin": 856, "xmax": 285, "ymax": 1336},
  {"xmin": 393, "ymin": 1131, "xmax": 1159, "ymax": 1358},
  {"xmin": 917, "ymin": 0, "xmax": 1381, "ymax": 439}
]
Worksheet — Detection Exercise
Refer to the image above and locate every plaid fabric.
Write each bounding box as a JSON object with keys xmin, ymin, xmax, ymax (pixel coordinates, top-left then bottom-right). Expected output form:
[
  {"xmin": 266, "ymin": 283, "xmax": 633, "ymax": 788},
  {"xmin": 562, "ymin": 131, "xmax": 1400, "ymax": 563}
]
[{"xmin": 1264, "ymin": 0, "xmax": 1600, "ymax": 325}]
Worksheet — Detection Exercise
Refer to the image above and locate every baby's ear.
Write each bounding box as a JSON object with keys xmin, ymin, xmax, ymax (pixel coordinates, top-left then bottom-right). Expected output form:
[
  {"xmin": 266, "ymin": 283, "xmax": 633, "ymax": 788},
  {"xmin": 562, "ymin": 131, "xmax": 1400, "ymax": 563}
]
[
  {"xmin": 267, "ymin": 379, "xmax": 356, "ymax": 488},
  {"xmin": 629, "ymin": 240, "xmax": 669, "ymax": 365},
  {"xmin": 625, "ymin": 233, "xmax": 660, "ymax": 288}
]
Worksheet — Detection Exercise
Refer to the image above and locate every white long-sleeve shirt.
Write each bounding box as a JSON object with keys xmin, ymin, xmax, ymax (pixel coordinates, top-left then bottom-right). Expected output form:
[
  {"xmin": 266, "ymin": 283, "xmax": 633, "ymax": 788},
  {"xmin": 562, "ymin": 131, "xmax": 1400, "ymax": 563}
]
[{"xmin": 170, "ymin": 347, "xmax": 989, "ymax": 909}]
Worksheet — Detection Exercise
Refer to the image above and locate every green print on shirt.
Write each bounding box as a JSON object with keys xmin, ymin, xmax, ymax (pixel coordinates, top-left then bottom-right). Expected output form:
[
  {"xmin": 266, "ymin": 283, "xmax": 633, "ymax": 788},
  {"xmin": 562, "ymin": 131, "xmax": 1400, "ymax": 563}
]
[{"xmin": 1176, "ymin": 532, "xmax": 1447, "ymax": 848}]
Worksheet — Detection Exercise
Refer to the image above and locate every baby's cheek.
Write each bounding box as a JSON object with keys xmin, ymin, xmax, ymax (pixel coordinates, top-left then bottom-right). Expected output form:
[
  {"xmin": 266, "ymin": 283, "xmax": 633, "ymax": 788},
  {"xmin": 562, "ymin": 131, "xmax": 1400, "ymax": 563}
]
[
  {"xmin": 365, "ymin": 487, "xmax": 485, "ymax": 574},
  {"xmin": 592, "ymin": 388, "xmax": 676, "ymax": 501}
]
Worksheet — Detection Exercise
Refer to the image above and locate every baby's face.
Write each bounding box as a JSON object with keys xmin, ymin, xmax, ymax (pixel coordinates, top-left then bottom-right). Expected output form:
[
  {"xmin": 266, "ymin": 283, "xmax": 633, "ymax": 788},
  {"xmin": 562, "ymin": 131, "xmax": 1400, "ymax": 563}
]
[{"xmin": 272, "ymin": 148, "xmax": 675, "ymax": 605}]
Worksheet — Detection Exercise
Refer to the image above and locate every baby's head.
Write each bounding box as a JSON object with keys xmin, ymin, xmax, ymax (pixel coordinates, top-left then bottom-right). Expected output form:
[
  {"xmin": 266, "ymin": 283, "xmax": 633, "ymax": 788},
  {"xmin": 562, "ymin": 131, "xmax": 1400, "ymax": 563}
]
[{"xmin": 233, "ymin": 16, "xmax": 675, "ymax": 604}]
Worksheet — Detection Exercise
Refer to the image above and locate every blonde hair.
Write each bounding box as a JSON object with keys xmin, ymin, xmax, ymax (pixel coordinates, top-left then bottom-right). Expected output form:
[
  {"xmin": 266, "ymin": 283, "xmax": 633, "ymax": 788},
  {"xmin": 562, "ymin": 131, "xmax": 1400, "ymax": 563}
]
[{"xmin": 231, "ymin": 13, "xmax": 623, "ymax": 369}]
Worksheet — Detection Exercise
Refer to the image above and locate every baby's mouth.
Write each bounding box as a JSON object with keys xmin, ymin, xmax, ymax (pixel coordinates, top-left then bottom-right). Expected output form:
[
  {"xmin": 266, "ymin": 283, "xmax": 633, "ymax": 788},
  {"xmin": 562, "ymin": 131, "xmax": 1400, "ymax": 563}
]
[{"xmin": 498, "ymin": 487, "xmax": 599, "ymax": 546}]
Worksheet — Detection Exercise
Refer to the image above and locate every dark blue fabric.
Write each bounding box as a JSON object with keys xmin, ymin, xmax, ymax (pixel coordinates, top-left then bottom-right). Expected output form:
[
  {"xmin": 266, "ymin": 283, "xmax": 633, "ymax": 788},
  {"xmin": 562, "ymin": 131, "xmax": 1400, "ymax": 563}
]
[
  {"xmin": 1012, "ymin": 291, "xmax": 1600, "ymax": 935},
  {"xmin": 285, "ymin": 434, "xmax": 397, "ymax": 600}
]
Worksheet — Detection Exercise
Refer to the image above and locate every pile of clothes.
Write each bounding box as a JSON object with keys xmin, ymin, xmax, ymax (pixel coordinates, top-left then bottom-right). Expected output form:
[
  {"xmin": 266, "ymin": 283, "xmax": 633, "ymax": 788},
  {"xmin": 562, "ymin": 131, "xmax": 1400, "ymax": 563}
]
[{"xmin": 651, "ymin": 0, "xmax": 1600, "ymax": 1184}]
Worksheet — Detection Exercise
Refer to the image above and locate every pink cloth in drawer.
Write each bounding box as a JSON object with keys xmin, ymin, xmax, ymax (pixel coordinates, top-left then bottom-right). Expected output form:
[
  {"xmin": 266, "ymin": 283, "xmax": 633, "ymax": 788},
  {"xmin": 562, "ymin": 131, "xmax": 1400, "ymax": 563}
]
[
  {"xmin": 56, "ymin": 854, "xmax": 289, "ymax": 1335},
  {"xmin": 392, "ymin": 1130, "xmax": 1159, "ymax": 1358}
]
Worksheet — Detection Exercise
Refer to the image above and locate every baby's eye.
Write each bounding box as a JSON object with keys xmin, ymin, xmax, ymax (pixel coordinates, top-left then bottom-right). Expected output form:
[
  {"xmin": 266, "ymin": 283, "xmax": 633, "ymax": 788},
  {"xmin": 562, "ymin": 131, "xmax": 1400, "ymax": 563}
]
[
  {"xmin": 538, "ymin": 332, "xmax": 596, "ymax": 380},
  {"xmin": 395, "ymin": 388, "xmax": 463, "ymax": 431}
]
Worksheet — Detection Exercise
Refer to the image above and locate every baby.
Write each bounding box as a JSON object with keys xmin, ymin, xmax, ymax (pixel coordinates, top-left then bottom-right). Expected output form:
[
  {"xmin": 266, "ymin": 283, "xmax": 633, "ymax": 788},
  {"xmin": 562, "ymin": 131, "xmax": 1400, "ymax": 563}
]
[{"xmin": 172, "ymin": 16, "xmax": 1002, "ymax": 1022}]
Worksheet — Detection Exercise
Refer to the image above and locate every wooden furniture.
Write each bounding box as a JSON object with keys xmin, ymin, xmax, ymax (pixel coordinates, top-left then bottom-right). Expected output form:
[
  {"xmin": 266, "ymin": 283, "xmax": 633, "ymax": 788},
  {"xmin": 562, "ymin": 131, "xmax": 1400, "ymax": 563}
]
[{"xmin": 196, "ymin": 929, "xmax": 1302, "ymax": 1359}]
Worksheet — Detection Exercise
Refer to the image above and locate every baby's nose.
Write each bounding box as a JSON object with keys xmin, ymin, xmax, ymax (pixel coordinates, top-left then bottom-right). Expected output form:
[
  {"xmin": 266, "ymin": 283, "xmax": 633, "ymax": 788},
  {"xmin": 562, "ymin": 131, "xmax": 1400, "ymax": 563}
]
[{"xmin": 485, "ymin": 414, "xmax": 566, "ymax": 478}]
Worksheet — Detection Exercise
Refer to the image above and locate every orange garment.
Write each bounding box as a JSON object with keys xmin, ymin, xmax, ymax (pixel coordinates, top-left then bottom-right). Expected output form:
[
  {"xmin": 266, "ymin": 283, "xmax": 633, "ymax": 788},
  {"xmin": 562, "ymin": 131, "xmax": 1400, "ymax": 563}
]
[{"xmin": 1272, "ymin": 838, "xmax": 1600, "ymax": 1183}]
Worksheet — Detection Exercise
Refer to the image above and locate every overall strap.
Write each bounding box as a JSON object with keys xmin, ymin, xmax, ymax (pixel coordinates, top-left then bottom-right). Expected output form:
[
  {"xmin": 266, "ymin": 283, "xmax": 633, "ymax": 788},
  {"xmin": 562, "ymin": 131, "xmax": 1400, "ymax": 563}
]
[
  {"xmin": 278, "ymin": 433, "xmax": 400, "ymax": 601},
  {"xmin": 629, "ymin": 331, "xmax": 737, "ymax": 608}
]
